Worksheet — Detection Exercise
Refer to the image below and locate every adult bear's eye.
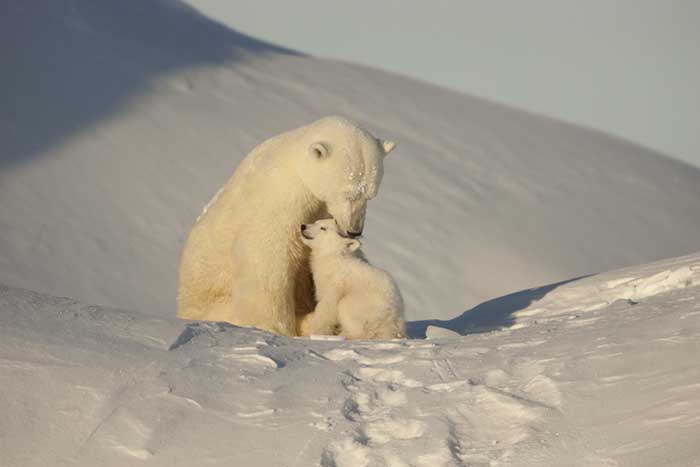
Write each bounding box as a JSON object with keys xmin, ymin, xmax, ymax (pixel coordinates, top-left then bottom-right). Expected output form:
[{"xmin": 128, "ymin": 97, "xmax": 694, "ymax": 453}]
[{"xmin": 321, "ymin": 227, "xmax": 327, "ymax": 231}]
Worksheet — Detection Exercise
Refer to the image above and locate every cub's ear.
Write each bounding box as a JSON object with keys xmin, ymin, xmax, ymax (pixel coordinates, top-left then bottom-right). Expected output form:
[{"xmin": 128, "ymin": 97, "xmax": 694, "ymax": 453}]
[
  {"xmin": 379, "ymin": 139, "xmax": 396, "ymax": 156},
  {"xmin": 346, "ymin": 239, "xmax": 361, "ymax": 252},
  {"xmin": 309, "ymin": 142, "xmax": 330, "ymax": 159}
]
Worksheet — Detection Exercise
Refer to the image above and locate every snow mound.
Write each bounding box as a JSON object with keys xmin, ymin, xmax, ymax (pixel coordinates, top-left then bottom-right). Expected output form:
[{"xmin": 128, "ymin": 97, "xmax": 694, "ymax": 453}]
[
  {"xmin": 2, "ymin": 251, "xmax": 700, "ymax": 466},
  {"xmin": 2, "ymin": 0, "xmax": 700, "ymax": 322},
  {"xmin": 409, "ymin": 252, "xmax": 700, "ymax": 337},
  {"xmin": 513, "ymin": 252, "xmax": 700, "ymax": 322}
]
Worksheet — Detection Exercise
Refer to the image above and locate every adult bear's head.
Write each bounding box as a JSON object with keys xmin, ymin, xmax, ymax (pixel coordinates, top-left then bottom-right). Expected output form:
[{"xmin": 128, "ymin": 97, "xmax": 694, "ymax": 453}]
[{"xmin": 296, "ymin": 116, "xmax": 396, "ymax": 238}]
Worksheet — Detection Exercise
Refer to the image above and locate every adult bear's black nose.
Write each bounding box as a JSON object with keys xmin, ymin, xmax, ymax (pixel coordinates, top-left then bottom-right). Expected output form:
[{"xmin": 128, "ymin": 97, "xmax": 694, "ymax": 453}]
[
  {"xmin": 347, "ymin": 230, "xmax": 362, "ymax": 238},
  {"xmin": 301, "ymin": 224, "xmax": 307, "ymax": 231}
]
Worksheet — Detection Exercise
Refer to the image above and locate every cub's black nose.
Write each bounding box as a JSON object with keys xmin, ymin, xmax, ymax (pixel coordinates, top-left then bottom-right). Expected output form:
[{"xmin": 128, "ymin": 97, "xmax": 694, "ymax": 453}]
[{"xmin": 301, "ymin": 224, "xmax": 307, "ymax": 231}]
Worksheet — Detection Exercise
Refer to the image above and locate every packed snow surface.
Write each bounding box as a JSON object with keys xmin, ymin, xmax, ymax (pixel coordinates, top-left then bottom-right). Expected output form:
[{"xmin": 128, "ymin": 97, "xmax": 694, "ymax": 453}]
[{"xmin": 1, "ymin": 253, "xmax": 699, "ymax": 466}]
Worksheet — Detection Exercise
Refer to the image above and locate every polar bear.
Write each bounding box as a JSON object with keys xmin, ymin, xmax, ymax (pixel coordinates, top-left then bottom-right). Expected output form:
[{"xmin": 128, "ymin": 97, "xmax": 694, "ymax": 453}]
[
  {"xmin": 299, "ymin": 219, "xmax": 405, "ymax": 340},
  {"xmin": 177, "ymin": 116, "xmax": 397, "ymax": 336}
]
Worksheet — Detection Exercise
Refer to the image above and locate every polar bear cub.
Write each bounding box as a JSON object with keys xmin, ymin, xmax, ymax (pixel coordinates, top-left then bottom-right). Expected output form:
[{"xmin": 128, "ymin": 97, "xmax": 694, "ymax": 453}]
[{"xmin": 300, "ymin": 219, "xmax": 405, "ymax": 339}]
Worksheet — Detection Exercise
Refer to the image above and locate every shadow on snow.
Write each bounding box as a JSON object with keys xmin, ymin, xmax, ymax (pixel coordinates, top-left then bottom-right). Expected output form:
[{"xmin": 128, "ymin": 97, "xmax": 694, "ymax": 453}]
[
  {"xmin": 407, "ymin": 276, "xmax": 588, "ymax": 338},
  {"xmin": 0, "ymin": 0, "xmax": 298, "ymax": 168}
]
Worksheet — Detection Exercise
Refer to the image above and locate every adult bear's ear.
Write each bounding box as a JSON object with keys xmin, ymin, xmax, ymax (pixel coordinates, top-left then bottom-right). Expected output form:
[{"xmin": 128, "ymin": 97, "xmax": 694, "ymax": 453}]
[
  {"xmin": 346, "ymin": 239, "xmax": 361, "ymax": 252},
  {"xmin": 379, "ymin": 139, "xmax": 396, "ymax": 157},
  {"xmin": 309, "ymin": 142, "xmax": 330, "ymax": 159}
]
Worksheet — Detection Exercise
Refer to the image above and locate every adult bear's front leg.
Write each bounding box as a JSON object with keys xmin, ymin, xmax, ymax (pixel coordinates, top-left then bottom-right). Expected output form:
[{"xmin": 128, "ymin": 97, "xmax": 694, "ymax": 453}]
[{"xmin": 229, "ymin": 240, "xmax": 298, "ymax": 336}]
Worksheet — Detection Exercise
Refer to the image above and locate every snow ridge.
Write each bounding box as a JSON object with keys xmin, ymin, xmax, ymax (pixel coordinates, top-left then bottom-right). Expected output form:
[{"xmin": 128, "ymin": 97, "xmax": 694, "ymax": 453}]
[{"xmin": 2, "ymin": 250, "xmax": 700, "ymax": 465}]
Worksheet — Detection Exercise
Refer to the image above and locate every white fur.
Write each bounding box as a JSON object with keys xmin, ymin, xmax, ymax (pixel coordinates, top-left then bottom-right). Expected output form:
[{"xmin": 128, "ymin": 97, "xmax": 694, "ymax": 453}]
[
  {"xmin": 177, "ymin": 116, "xmax": 396, "ymax": 336},
  {"xmin": 299, "ymin": 219, "xmax": 405, "ymax": 340}
]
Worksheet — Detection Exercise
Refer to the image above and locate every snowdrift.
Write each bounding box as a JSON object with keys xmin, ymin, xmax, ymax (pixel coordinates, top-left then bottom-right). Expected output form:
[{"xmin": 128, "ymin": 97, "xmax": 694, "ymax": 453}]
[
  {"xmin": 2, "ymin": 0, "xmax": 700, "ymax": 322},
  {"xmin": 1, "ymin": 253, "xmax": 699, "ymax": 466}
]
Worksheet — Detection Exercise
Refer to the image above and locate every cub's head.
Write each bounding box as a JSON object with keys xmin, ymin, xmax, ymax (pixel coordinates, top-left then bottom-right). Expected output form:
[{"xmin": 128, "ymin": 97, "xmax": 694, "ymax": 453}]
[
  {"xmin": 300, "ymin": 219, "xmax": 361, "ymax": 255},
  {"xmin": 296, "ymin": 116, "xmax": 396, "ymax": 238}
]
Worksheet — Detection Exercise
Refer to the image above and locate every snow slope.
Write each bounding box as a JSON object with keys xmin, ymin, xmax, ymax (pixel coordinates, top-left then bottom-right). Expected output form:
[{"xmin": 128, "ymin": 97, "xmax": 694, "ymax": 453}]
[
  {"xmin": 2, "ymin": 253, "xmax": 699, "ymax": 466},
  {"xmin": 2, "ymin": 0, "xmax": 700, "ymax": 321}
]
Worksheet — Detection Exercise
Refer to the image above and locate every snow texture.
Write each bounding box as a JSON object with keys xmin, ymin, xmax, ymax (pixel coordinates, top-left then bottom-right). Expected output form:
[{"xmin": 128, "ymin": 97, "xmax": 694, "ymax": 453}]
[{"xmin": 1, "ymin": 253, "xmax": 699, "ymax": 466}]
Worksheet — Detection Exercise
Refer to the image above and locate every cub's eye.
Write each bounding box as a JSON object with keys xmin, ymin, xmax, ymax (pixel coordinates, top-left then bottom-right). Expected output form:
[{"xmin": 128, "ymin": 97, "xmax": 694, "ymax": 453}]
[{"xmin": 320, "ymin": 227, "xmax": 327, "ymax": 231}]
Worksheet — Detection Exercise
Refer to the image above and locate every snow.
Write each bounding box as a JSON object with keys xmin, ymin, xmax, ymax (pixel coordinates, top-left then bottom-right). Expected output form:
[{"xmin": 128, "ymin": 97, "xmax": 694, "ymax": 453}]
[
  {"xmin": 2, "ymin": 253, "xmax": 699, "ymax": 466},
  {"xmin": 2, "ymin": 1, "xmax": 700, "ymax": 465},
  {"xmin": 409, "ymin": 251, "xmax": 700, "ymax": 337}
]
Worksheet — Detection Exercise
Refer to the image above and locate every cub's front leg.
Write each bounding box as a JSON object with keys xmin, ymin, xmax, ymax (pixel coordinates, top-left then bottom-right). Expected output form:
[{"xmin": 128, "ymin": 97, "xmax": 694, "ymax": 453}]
[{"xmin": 308, "ymin": 297, "xmax": 341, "ymax": 336}]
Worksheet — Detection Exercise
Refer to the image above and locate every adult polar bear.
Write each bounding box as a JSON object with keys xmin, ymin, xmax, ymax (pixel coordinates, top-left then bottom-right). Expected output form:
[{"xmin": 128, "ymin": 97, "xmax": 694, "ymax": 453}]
[{"xmin": 177, "ymin": 116, "xmax": 396, "ymax": 336}]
